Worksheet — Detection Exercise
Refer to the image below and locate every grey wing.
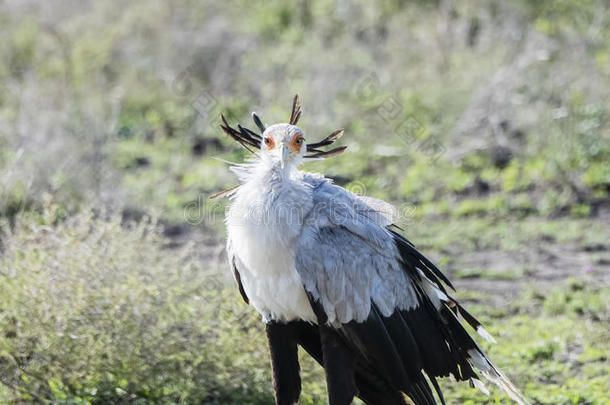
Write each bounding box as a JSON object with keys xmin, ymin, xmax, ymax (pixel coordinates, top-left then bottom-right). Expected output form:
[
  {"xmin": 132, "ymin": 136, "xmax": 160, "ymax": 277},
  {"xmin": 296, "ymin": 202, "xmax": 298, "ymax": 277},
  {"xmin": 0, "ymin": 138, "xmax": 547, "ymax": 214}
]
[
  {"xmin": 300, "ymin": 173, "xmax": 399, "ymax": 228},
  {"xmin": 295, "ymin": 181, "xmax": 418, "ymax": 325},
  {"xmin": 295, "ymin": 181, "xmax": 531, "ymax": 405}
]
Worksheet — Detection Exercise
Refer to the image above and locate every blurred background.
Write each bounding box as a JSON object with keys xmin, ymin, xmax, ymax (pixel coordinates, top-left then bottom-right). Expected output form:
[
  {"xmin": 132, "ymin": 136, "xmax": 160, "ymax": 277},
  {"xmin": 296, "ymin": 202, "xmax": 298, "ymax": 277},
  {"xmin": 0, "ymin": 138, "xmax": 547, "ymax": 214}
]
[{"xmin": 0, "ymin": 0, "xmax": 608, "ymax": 404}]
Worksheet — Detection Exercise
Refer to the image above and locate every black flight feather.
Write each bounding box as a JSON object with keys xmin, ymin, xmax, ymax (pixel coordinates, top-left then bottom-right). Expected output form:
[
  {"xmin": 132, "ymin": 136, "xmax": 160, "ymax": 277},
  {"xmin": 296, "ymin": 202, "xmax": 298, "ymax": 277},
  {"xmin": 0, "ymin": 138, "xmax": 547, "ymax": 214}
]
[
  {"xmin": 449, "ymin": 297, "xmax": 488, "ymax": 336},
  {"xmin": 429, "ymin": 376, "xmax": 446, "ymax": 405},
  {"xmin": 293, "ymin": 319, "xmax": 406, "ymax": 405},
  {"xmin": 390, "ymin": 229, "xmax": 455, "ymax": 291}
]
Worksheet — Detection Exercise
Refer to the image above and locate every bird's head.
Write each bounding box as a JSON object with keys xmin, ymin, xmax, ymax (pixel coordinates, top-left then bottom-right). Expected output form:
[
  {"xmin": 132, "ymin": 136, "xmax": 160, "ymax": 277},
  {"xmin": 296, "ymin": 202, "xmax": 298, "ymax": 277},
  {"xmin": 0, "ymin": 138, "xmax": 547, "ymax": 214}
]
[
  {"xmin": 260, "ymin": 123, "xmax": 306, "ymax": 169},
  {"xmin": 220, "ymin": 94, "xmax": 347, "ymax": 171}
]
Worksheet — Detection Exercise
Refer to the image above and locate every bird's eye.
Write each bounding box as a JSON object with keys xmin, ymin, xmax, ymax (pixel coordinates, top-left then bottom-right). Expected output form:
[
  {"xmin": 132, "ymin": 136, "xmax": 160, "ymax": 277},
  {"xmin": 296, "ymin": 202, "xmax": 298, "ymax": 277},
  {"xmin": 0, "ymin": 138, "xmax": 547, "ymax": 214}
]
[
  {"xmin": 263, "ymin": 137, "xmax": 275, "ymax": 149},
  {"xmin": 290, "ymin": 134, "xmax": 304, "ymax": 151}
]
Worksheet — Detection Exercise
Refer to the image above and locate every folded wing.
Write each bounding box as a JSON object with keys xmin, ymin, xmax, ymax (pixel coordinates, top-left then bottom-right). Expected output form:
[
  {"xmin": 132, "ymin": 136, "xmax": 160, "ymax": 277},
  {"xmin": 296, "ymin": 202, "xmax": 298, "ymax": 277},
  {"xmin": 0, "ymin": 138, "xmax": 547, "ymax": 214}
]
[{"xmin": 295, "ymin": 180, "xmax": 530, "ymax": 405}]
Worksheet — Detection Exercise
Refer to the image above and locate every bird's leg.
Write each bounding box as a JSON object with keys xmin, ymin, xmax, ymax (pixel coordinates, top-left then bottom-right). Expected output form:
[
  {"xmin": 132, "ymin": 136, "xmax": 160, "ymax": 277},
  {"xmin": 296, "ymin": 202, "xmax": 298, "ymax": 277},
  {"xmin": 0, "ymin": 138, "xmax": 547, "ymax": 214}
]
[
  {"xmin": 319, "ymin": 323, "xmax": 357, "ymax": 405},
  {"xmin": 266, "ymin": 321, "xmax": 301, "ymax": 405}
]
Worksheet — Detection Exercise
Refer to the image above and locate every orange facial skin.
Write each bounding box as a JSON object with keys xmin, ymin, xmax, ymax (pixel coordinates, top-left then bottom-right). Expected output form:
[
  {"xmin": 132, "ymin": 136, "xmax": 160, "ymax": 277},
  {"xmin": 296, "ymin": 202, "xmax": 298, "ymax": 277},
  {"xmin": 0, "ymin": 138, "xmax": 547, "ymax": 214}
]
[
  {"xmin": 264, "ymin": 133, "xmax": 304, "ymax": 152},
  {"xmin": 289, "ymin": 133, "xmax": 304, "ymax": 152},
  {"xmin": 263, "ymin": 136, "xmax": 275, "ymax": 150}
]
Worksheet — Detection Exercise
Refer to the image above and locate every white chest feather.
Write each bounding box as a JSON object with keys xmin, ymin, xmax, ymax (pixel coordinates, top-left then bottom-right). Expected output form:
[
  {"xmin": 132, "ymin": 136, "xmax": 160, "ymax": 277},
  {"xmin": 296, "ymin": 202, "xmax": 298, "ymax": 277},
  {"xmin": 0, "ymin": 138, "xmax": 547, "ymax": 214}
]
[{"xmin": 226, "ymin": 176, "xmax": 316, "ymax": 323}]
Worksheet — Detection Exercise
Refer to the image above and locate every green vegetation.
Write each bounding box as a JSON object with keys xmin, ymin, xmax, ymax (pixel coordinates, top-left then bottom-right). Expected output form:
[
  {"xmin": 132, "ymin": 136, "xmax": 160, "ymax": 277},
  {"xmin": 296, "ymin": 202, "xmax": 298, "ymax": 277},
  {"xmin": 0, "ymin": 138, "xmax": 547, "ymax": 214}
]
[
  {"xmin": 1, "ymin": 0, "xmax": 609, "ymax": 223},
  {"xmin": 0, "ymin": 206, "xmax": 275, "ymax": 404},
  {"xmin": 0, "ymin": 208, "xmax": 607, "ymax": 404},
  {"xmin": 0, "ymin": 0, "xmax": 608, "ymax": 403}
]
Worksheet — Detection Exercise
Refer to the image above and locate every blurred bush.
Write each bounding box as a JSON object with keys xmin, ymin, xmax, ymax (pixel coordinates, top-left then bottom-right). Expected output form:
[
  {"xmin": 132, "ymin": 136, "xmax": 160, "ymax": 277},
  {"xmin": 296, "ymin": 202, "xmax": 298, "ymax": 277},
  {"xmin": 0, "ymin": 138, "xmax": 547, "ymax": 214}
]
[
  {"xmin": 0, "ymin": 0, "xmax": 608, "ymax": 223},
  {"xmin": 0, "ymin": 203, "xmax": 277, "ymax": 404}
]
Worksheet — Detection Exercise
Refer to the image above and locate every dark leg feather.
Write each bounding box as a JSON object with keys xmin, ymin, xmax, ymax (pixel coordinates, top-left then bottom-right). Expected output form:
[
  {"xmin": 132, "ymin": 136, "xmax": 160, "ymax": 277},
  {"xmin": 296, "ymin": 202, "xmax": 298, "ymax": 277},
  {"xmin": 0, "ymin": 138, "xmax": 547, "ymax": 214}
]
[
  {"xmin": 319, "ymin": 323, "xmax": 357, "ymax": 405},
  {"xmin": 307, "ymin": 296, "xmax": 357, "ymax": 405},
  {"xmin": 266, "ymin": 322, "xmax": 301, "ymax": 405}
]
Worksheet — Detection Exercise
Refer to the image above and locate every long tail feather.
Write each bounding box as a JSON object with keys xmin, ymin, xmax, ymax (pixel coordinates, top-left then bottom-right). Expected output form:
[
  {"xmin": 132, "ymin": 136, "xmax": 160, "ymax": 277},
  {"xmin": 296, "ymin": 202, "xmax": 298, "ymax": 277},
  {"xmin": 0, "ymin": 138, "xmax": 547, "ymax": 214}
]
[
  {"xmin": 467, "ymin": 349, "xmax": 531, "ymax": 405},
  {"xmin": 441, "ymin": 305, "xmax": 531, "ymax": 405}
]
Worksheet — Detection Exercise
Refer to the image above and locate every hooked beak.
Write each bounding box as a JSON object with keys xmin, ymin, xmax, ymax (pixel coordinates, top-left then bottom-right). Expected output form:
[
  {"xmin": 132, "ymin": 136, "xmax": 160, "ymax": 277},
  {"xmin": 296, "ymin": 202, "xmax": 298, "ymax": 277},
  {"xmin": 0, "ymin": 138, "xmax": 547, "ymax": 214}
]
[{"xmin": 280, "ymin": 142, "xmax": 290, "ymax": 168}]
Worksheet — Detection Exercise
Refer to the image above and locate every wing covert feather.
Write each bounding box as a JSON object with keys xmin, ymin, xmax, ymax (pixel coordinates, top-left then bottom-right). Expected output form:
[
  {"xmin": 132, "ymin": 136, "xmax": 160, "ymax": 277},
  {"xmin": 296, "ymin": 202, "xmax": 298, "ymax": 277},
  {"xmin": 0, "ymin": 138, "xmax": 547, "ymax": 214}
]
[{"xmin": 295, "ymin": 182, "xmax": 417, "ymax": 324}]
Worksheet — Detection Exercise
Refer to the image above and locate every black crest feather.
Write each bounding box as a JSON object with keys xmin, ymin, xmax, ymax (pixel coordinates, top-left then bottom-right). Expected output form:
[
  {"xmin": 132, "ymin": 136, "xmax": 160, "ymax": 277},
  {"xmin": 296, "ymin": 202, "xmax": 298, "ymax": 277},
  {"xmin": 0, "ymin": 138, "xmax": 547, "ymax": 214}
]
[
  {"xmin": 289, "ymin": 94, "xmax": 302, "ymax": 125},
  {"xmin": 219, "ymin": 94, "xmax": 347, "ymax": 159}
]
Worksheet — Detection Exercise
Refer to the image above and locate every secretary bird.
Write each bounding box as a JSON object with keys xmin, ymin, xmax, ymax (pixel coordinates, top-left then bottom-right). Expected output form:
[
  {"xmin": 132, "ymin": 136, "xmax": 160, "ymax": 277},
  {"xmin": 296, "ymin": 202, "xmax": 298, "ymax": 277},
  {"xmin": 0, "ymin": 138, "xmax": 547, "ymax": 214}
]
[{"xmin": 216, "ymin": 95, "xmax": 530, "ymax": 405}]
